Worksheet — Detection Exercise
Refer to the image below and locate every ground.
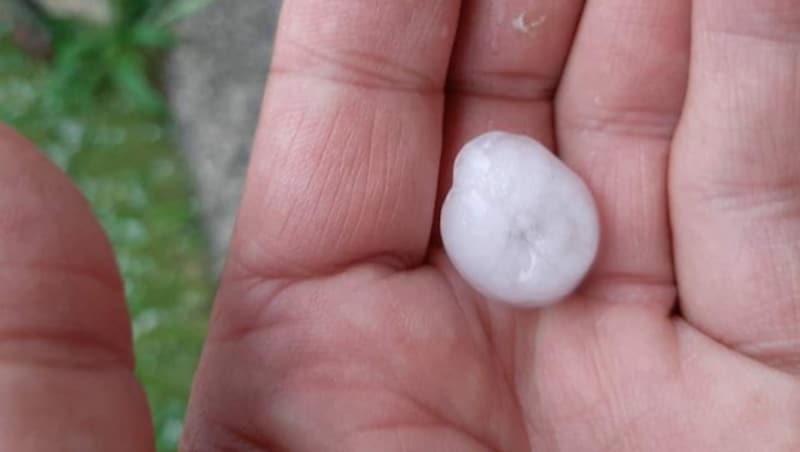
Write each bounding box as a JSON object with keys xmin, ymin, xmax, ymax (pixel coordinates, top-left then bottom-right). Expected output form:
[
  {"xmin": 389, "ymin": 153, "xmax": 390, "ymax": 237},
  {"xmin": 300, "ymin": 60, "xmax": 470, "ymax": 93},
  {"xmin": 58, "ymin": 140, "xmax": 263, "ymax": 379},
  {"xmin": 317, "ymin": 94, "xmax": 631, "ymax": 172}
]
[{"xmin": 166, "ymin": 0, "xmax": 281, "ymax": 271}]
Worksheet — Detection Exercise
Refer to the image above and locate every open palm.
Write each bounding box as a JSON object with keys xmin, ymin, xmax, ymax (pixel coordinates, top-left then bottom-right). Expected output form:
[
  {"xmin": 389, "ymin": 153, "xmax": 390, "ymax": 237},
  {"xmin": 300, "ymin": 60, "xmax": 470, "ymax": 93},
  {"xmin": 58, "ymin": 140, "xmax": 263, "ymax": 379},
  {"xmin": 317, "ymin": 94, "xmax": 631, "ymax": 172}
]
[{"xmin": 1, "ymin": 1, "xmax": 799, "ymax": 451}]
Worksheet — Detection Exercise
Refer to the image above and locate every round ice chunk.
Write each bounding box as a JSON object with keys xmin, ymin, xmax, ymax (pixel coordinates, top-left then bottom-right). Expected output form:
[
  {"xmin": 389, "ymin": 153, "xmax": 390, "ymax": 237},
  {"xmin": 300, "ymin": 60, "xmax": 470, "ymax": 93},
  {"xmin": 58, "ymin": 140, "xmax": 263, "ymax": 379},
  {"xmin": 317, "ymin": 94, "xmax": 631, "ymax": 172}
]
[{"xmin": 440, "ymin": 131, "xmax": 600, "ymax": 307}]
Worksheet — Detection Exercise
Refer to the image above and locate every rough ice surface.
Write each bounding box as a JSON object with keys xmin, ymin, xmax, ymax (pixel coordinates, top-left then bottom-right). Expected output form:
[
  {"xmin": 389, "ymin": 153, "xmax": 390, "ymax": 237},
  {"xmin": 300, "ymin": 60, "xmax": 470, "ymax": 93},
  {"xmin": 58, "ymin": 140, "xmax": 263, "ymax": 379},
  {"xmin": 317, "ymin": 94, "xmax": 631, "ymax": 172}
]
[{"xmin": 440, "ymin": 131, "xmax": 600, "ymax": 307}]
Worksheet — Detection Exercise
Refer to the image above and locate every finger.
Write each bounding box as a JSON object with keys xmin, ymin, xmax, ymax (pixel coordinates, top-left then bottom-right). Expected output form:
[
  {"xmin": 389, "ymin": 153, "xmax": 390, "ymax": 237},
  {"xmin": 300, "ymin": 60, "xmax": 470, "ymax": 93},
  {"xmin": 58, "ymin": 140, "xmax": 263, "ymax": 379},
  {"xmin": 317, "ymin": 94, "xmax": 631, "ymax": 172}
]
[
  {"xmin": 228, "ymin": 0, "xmax": 462, "ymax": 279},
  {"xmin": 671, "ymin": 0, "xmax": 800, "ymax": 374},
  {"xmin": 556, "ymin": 0, "xmax": 691, "ymax": 305},
  {"xmin": 435, "ymin": 0, "xmax": 586, "ymax": 237},
  {"xmin": 431, "ymin": 4, "xmax": 585, "ymax": 426},
  {"xmin": 0, "ymin": 124, "xmax": 153, "ymax": 450},
  {"xmin": 183, "ymin": 1, "xmax": 463, "ymax": 447}
]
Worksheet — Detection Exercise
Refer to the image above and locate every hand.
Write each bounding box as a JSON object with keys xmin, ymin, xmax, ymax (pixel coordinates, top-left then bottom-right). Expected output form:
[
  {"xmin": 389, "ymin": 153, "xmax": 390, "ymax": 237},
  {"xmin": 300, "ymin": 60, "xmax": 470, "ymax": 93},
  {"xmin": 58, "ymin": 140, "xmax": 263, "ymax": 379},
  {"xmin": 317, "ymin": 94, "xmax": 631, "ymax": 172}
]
[{"xmin": 1, "ymin": 0, "xmax": 799, "ymax": 450}]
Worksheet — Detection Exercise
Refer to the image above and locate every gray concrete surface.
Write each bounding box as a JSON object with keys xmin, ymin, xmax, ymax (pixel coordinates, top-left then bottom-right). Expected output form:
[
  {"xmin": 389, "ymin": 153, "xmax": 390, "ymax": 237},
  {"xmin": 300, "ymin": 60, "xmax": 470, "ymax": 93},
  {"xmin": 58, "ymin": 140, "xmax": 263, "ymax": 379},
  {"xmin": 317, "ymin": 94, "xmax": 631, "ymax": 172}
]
[{"xmin": 165, "ymin": 0, "xmax": 282, "ymax": 272}]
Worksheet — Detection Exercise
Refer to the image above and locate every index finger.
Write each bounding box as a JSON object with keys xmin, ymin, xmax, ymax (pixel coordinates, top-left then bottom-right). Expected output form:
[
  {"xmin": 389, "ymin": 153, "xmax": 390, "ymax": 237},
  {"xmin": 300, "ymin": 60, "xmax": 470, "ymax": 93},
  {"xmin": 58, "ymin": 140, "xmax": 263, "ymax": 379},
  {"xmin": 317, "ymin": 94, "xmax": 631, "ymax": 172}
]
[{"xmin": 228, "ymin": 0, "xmax": 463, "ymax": 281}]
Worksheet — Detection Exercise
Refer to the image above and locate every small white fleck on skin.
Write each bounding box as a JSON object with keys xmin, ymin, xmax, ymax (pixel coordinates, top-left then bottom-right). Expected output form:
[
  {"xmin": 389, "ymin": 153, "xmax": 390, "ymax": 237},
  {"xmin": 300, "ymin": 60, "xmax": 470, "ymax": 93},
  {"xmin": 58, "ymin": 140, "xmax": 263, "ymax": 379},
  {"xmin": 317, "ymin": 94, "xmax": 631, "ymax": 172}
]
[
  {"xmin": 512, "ymin": 12, "xmax": 548, "ymax": 35},
  {"xmin": 440, "ymin": 131, "xmax": 600, "ymax": 307}
]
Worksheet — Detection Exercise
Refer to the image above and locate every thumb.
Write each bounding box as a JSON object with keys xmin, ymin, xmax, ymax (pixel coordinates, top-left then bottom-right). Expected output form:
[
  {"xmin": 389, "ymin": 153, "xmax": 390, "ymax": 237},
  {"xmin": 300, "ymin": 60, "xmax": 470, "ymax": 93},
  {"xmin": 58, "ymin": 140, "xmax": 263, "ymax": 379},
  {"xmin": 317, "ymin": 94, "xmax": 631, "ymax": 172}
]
[{"xmin": 0, "ymin": 124, "xmax": 154, "ymax": 450}]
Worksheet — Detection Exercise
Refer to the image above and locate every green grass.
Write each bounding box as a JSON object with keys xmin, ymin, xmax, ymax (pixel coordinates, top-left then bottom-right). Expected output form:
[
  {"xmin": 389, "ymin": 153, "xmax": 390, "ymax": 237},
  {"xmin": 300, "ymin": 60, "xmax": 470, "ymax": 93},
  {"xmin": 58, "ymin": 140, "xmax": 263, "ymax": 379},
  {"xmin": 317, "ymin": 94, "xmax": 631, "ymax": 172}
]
[{"xmin": 0, "ymin": 37, "xmax": 213, "ymax": 452}]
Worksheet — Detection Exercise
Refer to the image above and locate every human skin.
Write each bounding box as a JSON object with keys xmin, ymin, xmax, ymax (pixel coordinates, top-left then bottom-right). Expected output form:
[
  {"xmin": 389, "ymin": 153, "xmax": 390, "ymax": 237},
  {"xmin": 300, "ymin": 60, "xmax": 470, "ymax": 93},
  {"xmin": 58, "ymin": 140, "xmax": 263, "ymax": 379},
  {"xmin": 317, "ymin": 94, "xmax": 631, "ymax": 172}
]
[{"xmin": 1, "ymin": 0, "xmax": 799, "ymax": 450}]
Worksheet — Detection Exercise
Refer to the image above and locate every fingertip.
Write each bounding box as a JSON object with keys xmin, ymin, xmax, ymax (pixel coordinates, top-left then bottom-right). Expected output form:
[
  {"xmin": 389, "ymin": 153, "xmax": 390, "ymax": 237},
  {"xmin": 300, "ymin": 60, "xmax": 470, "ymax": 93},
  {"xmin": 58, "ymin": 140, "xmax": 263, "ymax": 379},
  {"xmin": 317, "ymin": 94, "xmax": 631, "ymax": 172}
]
[
  {"xmin": 0, "ymin": 122, "xmax": 131, "ymax": 362},
  {"xmin": 0, "ymin": 122, "xmax": 121, "ymax": 285},
  {"xmin": 0, "ymin": 125, "xmax": 154, "ymax": 451}
]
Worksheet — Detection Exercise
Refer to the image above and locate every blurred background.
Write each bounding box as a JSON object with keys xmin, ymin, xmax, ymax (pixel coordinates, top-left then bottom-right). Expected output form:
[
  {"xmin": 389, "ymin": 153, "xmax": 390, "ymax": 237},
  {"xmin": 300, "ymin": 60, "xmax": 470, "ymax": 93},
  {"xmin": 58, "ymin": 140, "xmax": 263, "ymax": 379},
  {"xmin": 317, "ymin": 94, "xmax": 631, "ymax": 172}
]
[{"xmin": 0, "ymin": 0, "xmax": 281, "ymax": 450}]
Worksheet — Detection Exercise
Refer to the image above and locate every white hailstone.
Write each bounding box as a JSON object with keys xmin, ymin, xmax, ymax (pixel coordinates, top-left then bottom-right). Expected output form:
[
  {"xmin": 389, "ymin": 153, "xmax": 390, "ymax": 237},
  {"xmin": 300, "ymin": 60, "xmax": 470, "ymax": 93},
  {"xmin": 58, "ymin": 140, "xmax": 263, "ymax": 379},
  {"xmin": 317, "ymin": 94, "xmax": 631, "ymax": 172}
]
[{"xmin": 440, "ymin": 131, "xmax": 600, "ymax": 307}]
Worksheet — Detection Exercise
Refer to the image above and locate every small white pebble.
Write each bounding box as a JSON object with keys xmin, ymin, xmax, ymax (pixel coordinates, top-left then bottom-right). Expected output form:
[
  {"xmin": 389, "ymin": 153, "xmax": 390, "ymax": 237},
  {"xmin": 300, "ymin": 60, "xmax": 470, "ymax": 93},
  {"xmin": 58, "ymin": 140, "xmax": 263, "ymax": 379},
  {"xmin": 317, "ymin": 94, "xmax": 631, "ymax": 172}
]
[{"xmin": 440, "ymin": 131, "xmax": 600, "ymax": 307}]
